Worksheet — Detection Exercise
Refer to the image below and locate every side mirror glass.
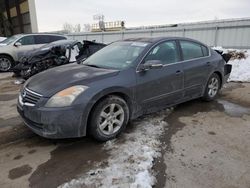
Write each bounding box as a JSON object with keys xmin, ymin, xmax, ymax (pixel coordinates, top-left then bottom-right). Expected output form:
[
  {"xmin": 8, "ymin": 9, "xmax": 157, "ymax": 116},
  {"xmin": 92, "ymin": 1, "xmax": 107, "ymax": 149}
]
[
  {"xmin": 14, "ymin": 42, "xmax": 22, "ymax": 47},
  {"xmin": 139, "ymin": 60, "xmax": 163, "ymax": 72}
]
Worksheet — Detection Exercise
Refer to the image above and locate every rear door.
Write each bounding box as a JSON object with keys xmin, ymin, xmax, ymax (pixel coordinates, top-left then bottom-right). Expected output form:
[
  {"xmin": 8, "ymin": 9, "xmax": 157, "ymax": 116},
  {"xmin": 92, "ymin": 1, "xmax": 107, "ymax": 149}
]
[
  {"xmin": 179, "ymin": 40, "xmax": 211, "ymax": 99},
  {"xmin": 136, "ymin": 40, "xmax": 184, "ymax": 112},
  {"xmin": 34, "ymin": 35, "xmax": 50, "ymax": 46}
]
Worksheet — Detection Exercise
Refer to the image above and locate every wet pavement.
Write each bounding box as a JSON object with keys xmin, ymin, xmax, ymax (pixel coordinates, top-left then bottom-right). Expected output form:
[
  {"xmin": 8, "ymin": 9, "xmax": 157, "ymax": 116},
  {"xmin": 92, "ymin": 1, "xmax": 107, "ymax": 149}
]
[
  {"xmin": 154, "ymin": 82, "xmax": 250, "ymax": 188},
  {"xmin": 0, "ymin": 73, "xmax": 250, "ymax": 188}
]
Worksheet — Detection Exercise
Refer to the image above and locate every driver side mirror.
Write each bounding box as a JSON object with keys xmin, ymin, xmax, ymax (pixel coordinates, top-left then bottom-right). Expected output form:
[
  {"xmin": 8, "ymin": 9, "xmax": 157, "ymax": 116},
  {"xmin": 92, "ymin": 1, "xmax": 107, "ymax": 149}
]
[
  {"xmin": 14, "ymin": 42, "xmax": 22, "ymax": 47},
  {"xmin": 138, "ymin": 60, "xmax": 164, "ymax": 72}
]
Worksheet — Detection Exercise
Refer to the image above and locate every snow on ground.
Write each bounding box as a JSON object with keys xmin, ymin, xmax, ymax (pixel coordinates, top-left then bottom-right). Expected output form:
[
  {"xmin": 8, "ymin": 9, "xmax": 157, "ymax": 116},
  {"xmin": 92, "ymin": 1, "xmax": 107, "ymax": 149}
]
[
  {"xmin": 213, "ymin": 47, "xmax": 250, "ymax": 82},
  {"xmin": 59, "ymin": 110, "xmax": 170, "ymax": 188},
  {"xmin": 228, "ymin": 52, "xmax": 250, "ymax": 82}
]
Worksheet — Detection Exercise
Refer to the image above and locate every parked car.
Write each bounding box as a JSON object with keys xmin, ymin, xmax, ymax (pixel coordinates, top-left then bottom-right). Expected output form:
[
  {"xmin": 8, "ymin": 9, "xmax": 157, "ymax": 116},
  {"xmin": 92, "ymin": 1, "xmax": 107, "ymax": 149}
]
[
  {"xmin": 13, "ymin": 40, "xmax": 106, "ymax": 79},
  {"xmin": 0, "ymin": 33, "xmax": 67, "ymax": 72},
  {"xmin": 17, "ymin": 37, "xmax": 232, "ymax": 141}
]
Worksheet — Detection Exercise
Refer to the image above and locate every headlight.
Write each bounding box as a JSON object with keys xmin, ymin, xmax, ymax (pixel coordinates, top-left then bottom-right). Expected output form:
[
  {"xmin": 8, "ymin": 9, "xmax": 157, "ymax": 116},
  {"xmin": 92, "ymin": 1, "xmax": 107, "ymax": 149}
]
[{"xmin": 45, "ymin": 85, "xmax": 88, "ymax": 107}]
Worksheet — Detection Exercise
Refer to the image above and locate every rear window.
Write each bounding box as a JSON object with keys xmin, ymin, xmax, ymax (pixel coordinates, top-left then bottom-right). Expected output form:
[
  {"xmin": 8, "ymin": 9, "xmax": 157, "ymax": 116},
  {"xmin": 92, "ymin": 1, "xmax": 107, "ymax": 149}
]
[
  {"xmin": 34, "ymin": 35, "xmax": 50, "ymax": 44},
  {"xmin": 201, "ymin": 45, "xmax": 209, "ymax": 56},
  {"xmin": 49, "ymin": 35, "xmax": 66, "ymax": 42},
  {"xmin": 180, "ymin": 41, "xmax": 205, "ymax": 61}
]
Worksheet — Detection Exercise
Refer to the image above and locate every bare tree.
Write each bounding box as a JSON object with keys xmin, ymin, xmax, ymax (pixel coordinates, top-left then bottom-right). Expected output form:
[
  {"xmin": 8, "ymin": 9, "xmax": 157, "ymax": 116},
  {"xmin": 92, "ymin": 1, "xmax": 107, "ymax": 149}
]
[
  {"xmin": 73, "ymin": 24, "xmax": 81, "ymax": 33},
  {"xmin": 62, "ymin": 22, "xmax": 74, "ymax": 33},
  {"xmin": 63, "ymin": 23, "xmax": 83, "ymax": 33},
  {"xmin": 84, "ymin": 24, "xmax": 91, "ymax": 32}
]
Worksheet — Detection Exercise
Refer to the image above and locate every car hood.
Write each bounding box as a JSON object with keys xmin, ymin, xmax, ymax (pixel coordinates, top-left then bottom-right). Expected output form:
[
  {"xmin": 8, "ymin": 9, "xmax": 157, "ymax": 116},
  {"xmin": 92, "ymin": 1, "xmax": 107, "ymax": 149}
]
[{"xmin": 26, "ymin": 63, "xmax": 119, "ymax": 97}]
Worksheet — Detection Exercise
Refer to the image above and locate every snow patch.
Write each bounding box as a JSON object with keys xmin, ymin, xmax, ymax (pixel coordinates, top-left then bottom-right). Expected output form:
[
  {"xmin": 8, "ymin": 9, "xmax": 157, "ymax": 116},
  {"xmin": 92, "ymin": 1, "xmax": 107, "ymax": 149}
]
[
  {"xmin": 213, "ymin": 47, "xmax": 250, "ymax": 82},
  {"xmin": 59, "ymin": 110, "xmax": 169, "ymax": 188},
  {"xmin": 228, "ymin": 55, "xmax": 250, "ymax": 82}
]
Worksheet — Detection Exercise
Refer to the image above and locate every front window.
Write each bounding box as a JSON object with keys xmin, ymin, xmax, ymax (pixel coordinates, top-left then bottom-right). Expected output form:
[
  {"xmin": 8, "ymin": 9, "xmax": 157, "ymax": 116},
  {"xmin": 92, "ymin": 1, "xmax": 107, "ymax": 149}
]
[
  {"xmin": 0, "ymin": 35, "xmax": 23, "ymax": 45},
  {"xmin": 144, "ymin": 41, "xmax": 180, "ymax": 64},
  {"xmin": 82, "ymin": 41, "xmax": 148, "ymax": 70},
  {"xmin": 17, "ymin": 36, "xmax": 35, "ymax": 45}
]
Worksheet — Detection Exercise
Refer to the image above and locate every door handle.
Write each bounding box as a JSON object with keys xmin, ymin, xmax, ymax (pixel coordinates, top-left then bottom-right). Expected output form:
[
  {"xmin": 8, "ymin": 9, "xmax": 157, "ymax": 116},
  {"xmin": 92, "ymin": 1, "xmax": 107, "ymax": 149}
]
[
  {"xmin": 206, "ymin": 62, "xmax": 211, "ymax": 66},
  {"xmin": 175, "ymin": 70, "xmax": 182, "ymax": 75}
]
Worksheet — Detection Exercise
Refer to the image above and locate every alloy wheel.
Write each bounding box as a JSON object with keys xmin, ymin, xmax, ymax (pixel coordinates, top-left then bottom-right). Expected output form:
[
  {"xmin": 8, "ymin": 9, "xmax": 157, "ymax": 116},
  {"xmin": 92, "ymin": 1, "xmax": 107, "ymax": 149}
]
[
  {"xmin": 98, "ymin": 103, "xmax": 125, "ymax": 135},
  {"xmin": 0, "ymin": 57, "xmax": 12, "ymax": 71},
  {"xmin": 208, "ymin": 77, "xmax": 219, "ymax": 98}
]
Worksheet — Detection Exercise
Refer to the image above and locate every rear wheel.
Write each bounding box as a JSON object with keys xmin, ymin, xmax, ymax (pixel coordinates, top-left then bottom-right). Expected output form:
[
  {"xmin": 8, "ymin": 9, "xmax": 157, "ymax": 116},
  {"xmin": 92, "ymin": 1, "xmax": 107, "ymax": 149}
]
[
  {"xmin": 202, "ymin": 73, "xmax": 221, "ymax": 101},
  {"xmin": 0, "ymin": 55, "xmax": 13, "ymax": 72},
  {"xmin": 89, "ymin": 95, "xmax": 129, "ymax": 141}
]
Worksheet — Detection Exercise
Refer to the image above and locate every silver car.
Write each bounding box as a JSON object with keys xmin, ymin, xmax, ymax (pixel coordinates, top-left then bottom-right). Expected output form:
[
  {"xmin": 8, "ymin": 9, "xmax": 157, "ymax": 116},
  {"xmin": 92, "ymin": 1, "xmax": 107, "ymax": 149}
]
[{"xmin": 0, "ymin": 34, "xmax": 67, "ymax": 71}]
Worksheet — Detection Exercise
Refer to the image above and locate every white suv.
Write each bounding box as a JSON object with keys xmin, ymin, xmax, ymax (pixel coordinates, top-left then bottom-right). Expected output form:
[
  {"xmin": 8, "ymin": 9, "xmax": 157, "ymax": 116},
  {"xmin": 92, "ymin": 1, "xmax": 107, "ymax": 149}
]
[{"xmin": 0, "ymin": 34, "xmax": 67, "ymax": 71}]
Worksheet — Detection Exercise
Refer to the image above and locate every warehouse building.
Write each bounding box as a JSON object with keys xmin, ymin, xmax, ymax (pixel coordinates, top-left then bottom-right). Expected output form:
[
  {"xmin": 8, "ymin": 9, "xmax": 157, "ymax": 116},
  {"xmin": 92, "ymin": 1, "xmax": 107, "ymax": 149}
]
[
  {"xmin": 68, "ymin": 17, "xmax": 250, "ymax": 49},
  {"xmin": 0, "ymin": 0, "xmax": 38, "ymax": 36}
]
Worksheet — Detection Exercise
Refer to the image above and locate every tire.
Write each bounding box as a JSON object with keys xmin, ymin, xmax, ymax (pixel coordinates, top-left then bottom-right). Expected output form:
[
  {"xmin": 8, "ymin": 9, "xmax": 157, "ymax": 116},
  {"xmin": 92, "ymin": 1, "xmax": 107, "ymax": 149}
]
[
  {"xmin": 202, "ymin": 73, "xmax": 221, "ymax": 101},
  {"xmin": 89, "ymin": 95, "xmax": 129, "ymax": 141},
  {"xmin": 0, "ymin": 55, "xmax": 13, "ymax": 72}
]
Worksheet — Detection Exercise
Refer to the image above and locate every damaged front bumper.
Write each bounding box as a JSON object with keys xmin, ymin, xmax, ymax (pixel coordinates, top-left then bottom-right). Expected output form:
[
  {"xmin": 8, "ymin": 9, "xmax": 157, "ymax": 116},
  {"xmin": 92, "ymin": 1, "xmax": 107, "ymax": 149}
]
[{"xmin": 17, "ymin": 98, "xmax": 87, "ymax": 139}]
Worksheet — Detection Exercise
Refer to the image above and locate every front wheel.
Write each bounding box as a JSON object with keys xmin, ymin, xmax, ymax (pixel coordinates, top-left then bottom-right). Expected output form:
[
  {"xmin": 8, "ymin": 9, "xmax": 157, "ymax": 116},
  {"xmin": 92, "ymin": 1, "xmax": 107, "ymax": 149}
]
[
  {"xmin": 89, "ymin": 95, "xmax": 129, "ymax": 141},
  {"xmin": 0, "ymin": 55, "xmax": 13, "ymax": 72},
  {"xmin": 202, "ymin": 73, "xmax": 221, "ymax": 101}
]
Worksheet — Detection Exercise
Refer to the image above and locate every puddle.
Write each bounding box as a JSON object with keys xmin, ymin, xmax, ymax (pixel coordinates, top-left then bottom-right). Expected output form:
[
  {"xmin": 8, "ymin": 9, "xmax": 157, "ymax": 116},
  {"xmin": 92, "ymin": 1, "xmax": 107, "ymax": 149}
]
[
  {"xmin": 218, "ymin": 100, "xmax": 250, "ymax": 117},
  {"xmin": 29, "ymin": 138, "xmax": 109, "ymax": 188},
  {"xmin": 8, "ymin": 164, "xmax": 32, "ymax": 179},
  {"xmin": 154, "ymin": 98, "xmax": 249, "ymax": 188}
]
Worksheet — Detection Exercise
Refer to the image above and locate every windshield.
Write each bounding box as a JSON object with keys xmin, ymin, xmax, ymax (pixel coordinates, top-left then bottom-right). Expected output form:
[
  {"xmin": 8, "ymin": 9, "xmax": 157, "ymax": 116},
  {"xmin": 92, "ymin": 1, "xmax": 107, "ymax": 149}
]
[
  {"xmin": 82, "ymin": 41, "xmax": 149, "ymax": 70},
  {"xmin": 0, "ymin": 35, "xmax": 22, "ymax": 45}
]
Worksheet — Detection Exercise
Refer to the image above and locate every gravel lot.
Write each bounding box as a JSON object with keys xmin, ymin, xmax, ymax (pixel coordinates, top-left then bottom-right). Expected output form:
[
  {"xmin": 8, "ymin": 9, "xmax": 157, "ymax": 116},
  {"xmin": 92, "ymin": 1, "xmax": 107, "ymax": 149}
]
[{"xmin": 0, "ymin": 72, "xmax": 249, "ymax": 188}]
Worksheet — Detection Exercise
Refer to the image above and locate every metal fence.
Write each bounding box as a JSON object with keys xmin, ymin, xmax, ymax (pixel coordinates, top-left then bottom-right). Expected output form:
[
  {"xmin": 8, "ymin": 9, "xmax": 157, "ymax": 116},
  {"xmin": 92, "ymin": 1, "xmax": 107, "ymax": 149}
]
[{"xmin": 67, "ymin": 18, "xmax": 250, "ymax": 49}]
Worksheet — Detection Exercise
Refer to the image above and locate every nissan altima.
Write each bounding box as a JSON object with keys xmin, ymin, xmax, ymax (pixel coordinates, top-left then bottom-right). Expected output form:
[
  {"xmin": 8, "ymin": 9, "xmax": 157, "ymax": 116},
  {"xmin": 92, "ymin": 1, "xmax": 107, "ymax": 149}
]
[{"xmin": 17, "ymin": 37, "xmax": 232, "ymax": 141}]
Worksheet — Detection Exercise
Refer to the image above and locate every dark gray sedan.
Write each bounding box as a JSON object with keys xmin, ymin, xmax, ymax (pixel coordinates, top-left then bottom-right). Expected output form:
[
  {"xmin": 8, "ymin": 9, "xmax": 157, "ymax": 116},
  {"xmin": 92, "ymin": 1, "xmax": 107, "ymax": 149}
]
[{"xmin": 17, "ymin": 37, "xmax": 232, "ymax": 141}]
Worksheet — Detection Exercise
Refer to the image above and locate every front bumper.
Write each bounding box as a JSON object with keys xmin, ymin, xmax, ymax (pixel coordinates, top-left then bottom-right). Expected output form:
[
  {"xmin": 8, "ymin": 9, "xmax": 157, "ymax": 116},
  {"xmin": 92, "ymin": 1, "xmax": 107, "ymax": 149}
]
[{"xmin": 17, "ymin": 101, "xmax": 87, "ymax": 139}]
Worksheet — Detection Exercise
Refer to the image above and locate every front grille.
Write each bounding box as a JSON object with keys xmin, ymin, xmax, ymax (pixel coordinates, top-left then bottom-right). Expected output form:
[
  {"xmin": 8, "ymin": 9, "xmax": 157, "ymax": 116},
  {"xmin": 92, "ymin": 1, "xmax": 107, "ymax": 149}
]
[{"xmin": 22, "ymin": 88, "xmax": 42, "ymax": 106}]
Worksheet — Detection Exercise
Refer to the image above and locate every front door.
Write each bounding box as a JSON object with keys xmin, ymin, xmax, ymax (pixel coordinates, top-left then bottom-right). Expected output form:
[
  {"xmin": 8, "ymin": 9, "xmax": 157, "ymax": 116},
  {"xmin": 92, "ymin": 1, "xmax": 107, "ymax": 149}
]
[
  {"xmin": 14, "ymin": 35, "xmax": 43, "ymax": 60},
  {"xmin": 135, "ymin": 40, "xmax": 184, "ymax": 113}
]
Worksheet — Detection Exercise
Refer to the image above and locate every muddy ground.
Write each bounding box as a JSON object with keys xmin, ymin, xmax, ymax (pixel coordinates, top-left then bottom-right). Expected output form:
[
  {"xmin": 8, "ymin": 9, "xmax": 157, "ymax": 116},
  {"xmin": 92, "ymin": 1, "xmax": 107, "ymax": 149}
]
[{"xmin": 0, "ymin": 72, "xmax": 249, "ymax": 188}]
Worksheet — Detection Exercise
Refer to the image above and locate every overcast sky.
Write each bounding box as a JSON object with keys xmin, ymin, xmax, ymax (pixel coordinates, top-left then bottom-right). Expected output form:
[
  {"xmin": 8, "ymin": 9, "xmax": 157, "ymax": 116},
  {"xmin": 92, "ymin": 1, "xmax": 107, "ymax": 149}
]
[{"xmin": 35, "ymin": 0, "xmax": 250, "ymax": 32}]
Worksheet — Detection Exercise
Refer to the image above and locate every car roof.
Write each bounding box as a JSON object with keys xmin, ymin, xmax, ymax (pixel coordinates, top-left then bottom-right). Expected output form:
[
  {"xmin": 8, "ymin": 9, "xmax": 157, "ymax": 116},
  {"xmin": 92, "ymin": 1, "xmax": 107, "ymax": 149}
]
[
  {"xmin": 123, "ymin": 37, "xmax": 207, "ymax": 46},
  {"xmin": 13, "ymin": 33, "xmax": 66, "ymax": 37}
]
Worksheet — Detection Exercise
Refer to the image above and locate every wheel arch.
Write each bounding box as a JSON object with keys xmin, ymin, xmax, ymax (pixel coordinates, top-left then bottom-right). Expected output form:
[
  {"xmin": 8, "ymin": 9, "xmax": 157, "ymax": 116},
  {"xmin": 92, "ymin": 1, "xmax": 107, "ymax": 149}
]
[
  {"xmin": 203, "ymin": 70, "xmax": 223, "ymax": 97},
  {"xmin": 81, "ymin": 87, "xmax": 134, "ymax": 136},
  {"xmin": 0, "ymin": 53, "xmax": 15, "ymax": 62}
]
